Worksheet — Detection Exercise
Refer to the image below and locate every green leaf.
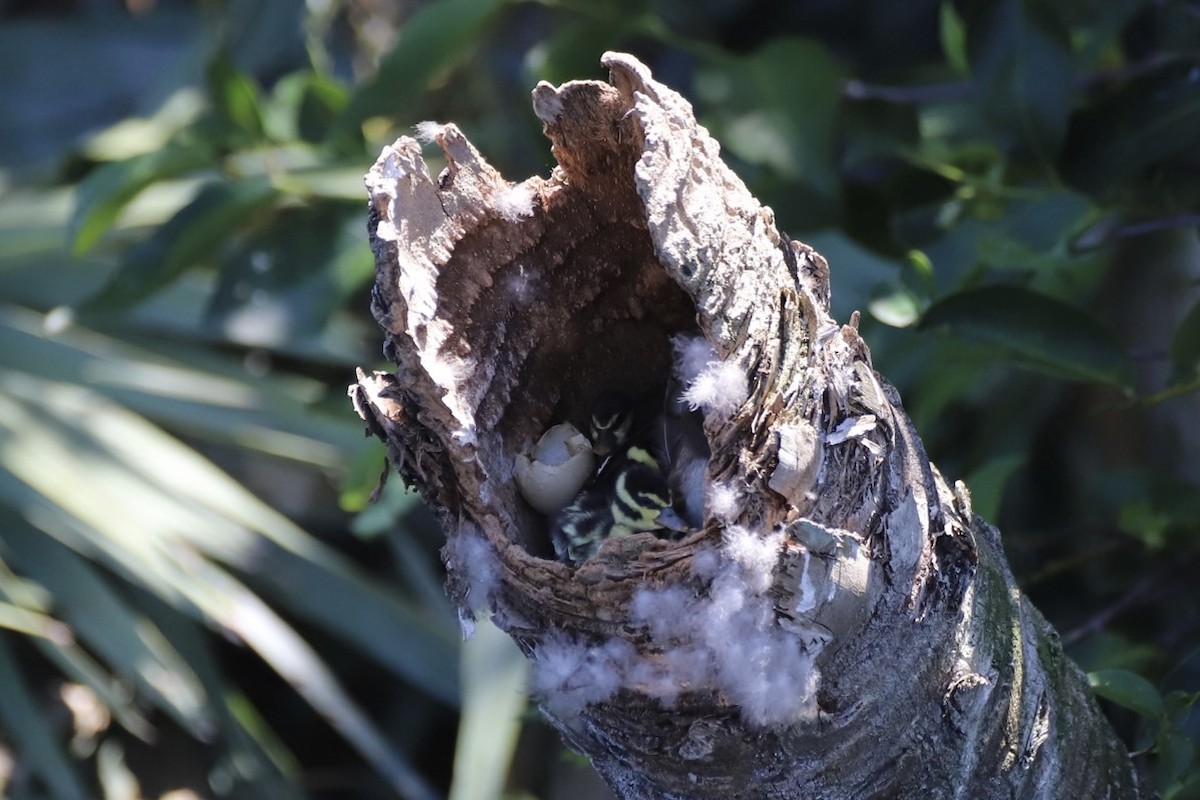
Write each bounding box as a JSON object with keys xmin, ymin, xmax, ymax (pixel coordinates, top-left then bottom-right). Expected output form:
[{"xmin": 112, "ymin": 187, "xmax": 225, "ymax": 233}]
[
  {"xmin": 296, "ymin": 74, "xmax": 349, "ymax": 143},
  {"xmin": 335, "ymin": 0, "xmax": 505, "ymax": 136},
  {"xmin": 964, "ymin": 0, "xmax": 1073, "ymax": 163},
  {"xmin": 1158, "ymin": 728, "xmax": 1197, "ymax": 789},
  {"xmin": 868, "ymin": 285, "xmax": 922, "ymax": 328},
  {"xmin": 148, "ymin": 609, "xmax": 303, "ymax": 796},
  {"xmin": 449, "ymin": 618, "xmax": 529, "ymax": 800},
  {"xmin": 939, "ymin": 1, "xmax": 969, "ymax": 75},
  {"xmin": 1088, "ymin": 668, "xmax": 1165, "ymax": 718},
  {"xmin": 0, "ymin": 371, "xmax": 441, "ymax": 798},
  {"xmin": 1116, "ymin": 475, "xmax": 1200, "ymax": 549},
  {"xmin": 1062, "ymin": 58, "xmax": 1200, "ymax": 195},
  {"xmin": 68, "ymin": 143, "xmax": 213, "ymax": 255},
  {"xmin": 0, "ymin": 531, "xmax": 158, "ymax": 741},
  {"xmin": 0, "ymin": 634, "xmax": 90, "ymax": 800},
  {"xmin": 1165, "ymin": 771, "xmax": 1200, "ymax": 800},
  {"xmin": 180, "ymin": 561, "xmax": 441, "ymax": 800},
  {"xmin": 963, "ymin": 453, "xmax": 1025, "ymax": 523},
  {"xmin": 840, "ymin": 97, "xmax": 920, "ymax": 172},
  {"xmin": 0, "ymin": 15, "xmax": 201, "ymax": 176},
  {"xmin": 263, "ymin": 72, "xmax": 350, "ymax": 145},
  {"xmin": 205, "ymin": 205, "xmax": 365, "ymax": 339},
  {"xmin": 247, "ymin": 539, "xmax": 461, "ymax": 707},
  {"xmin": 272, "ymin": 164, "xmax": 370, "ymax": 201},
  {"xmin": 97, "ymin": 741, "xmax": 141, "ymax": 800},
  {"xmin": 1165, "ymin": 690, "xmax": 1200, "ymax": 730},
  {"xmin": 1058, "ymin": 0, "xmax": 1145, "ymax": 68},
  {"xmin": 79, "ymin": 178, "xmax": 278, "ymax": 313},
  {"xmin": 80, "ymin": 91, "xmax": 208, "ymax": 164},
  {"xmin": 0, "ymin": 306, "xmax": 363, "ymax": 467},
  {"xmin": 1118, "ymin": 500, "xmax": 1172, "ymax": 549},
  {"xmin": 533, "ymin": 16, "xmax": 636, "ymax": 87},
  {"xmin": 805, "ymin": 231, "xmax": 905, "ymax": 324},
  {"xmin": 341, "ymin": 441, "xmax": 393, "ymax": 513},
  {"xmin": 219, "ymin": 1, "xmax": 306, "ymax": 79},
  {"xmin": 700, "ymin": 38, "xmax": 845, "ymax": 197},
  {"xmin": 976, "ymin": 233, "xmax": 1069, "ymax": 274},
  {"xmin": 919, "ymin": 285, "xmax": 1134, "ymax": 388},
  {"xmin": 884, "ymin": 168, "xmax": 965, "ymax": 249},
  {"xmin": 2, "ymin": 523, "xmax": 213, "ymax": 738},
  {"xmin": 207, "ymin": 56, "xmax": 265, "ymax": 139},
  {"xmin": 0, "ymin": 351, "xmax": 456, "ymax": 703},
  {"xmin": 1170, "ymin": 298, "xmax": 1200, "ymax": 381}
]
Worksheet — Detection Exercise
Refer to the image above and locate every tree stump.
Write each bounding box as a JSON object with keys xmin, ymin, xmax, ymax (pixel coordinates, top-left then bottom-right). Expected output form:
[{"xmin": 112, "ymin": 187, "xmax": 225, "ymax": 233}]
[{"xmin": 350, "ymin": 52, "xmax": 1140, "ymax": 799}]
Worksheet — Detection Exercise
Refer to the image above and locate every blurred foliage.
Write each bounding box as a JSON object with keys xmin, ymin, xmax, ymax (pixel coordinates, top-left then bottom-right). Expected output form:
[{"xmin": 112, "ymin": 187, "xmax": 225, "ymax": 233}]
[{"xmin": 0, "ymin": 0, "xmax": 1198, "ymax": 797}]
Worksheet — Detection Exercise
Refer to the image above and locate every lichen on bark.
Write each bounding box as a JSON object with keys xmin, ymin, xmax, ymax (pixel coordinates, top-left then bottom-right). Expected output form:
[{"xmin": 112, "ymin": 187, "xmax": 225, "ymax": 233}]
[{"xmin": 350, "ymin": 52, "xmax": 1140, "ymax": 799}]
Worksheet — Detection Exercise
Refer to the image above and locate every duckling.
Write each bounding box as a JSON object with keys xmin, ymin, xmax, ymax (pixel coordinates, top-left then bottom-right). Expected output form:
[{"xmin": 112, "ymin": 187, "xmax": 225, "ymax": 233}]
[
  {"xmin": 588, "ymin": 389, "xmax": 636, "ymax": 458},
  {"xmin": 551, "ymin": 445, "xmax": 687, "ymax": 564}
]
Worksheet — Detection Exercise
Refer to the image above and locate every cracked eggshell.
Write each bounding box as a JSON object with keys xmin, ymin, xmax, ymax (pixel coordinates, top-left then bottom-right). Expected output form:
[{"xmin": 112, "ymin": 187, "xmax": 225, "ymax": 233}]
[{"xmin": 515, "ymin": 423, "xmax": 595, "ymax": 515}]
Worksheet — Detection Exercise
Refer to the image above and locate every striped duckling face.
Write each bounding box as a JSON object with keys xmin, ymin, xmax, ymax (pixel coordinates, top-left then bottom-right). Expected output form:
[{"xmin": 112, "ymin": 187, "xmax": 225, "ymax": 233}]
[
  {"xmin": 609, "ymin": 447, "xmax": 676, "ymax": 535},
  {"xmin": 588, "ymin": 390, "xmax": 635, "ymax": 458}
]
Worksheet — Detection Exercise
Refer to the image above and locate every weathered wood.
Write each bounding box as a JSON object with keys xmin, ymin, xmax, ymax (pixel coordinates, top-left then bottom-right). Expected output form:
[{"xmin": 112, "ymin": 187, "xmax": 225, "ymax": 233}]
[{"xmin": 352, "ymin": 52, "xmax": 1139, "ymax": 799}]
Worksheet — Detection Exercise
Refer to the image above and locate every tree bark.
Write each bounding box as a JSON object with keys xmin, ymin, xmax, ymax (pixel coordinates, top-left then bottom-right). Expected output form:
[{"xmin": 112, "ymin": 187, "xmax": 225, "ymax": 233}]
[{"xmin": 349, "ymin": 52, "xmax": 1140, "ymax": 799}]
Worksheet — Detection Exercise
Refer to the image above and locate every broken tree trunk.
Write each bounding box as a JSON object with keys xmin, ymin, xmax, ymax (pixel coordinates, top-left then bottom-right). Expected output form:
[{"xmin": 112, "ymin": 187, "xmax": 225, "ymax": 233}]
[{"xmin": 349, "ymin": 52, "xmax": 1140, "ymax": 799}]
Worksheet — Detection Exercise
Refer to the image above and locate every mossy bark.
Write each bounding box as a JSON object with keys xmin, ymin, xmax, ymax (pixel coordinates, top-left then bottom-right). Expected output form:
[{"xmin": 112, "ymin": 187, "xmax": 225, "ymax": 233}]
[{"xmin": 350, "ymin": 52, "xmax": 1140, "ymax": 799}]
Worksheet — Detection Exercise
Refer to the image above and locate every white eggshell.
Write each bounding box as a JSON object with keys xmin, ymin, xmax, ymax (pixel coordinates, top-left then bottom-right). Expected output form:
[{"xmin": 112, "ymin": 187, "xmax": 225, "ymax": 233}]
[{"xmin": 515, "ymin": 423, "xmax": 595, "ymax": 515}]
